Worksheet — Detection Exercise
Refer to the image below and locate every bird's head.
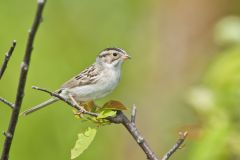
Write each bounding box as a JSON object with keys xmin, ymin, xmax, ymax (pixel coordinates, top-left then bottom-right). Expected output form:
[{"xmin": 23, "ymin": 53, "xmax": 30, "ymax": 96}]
[{"xmin": 97, "ymin": 48, "xmax": 131, "ymax": 68}]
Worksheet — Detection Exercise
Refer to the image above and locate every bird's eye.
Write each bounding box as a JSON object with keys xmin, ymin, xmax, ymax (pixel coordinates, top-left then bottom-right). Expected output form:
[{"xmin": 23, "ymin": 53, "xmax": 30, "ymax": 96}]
[{"xmin": 113, "ymin": 53, "xmax": 118, "ymax": 57}]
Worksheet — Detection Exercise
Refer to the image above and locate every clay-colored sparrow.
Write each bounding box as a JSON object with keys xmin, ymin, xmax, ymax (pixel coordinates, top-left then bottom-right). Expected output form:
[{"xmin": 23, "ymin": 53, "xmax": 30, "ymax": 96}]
[{"xmin": 22, "ymin": 48, "xmax": 130, "ymax": 115}]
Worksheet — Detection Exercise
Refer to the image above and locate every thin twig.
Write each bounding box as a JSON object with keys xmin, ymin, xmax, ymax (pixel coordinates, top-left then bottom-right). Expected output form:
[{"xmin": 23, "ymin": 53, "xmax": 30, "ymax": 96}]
[
  {"xmin": 31, "ymin": 86, "xmax": 98, "ymax": 117},
  {"xmin": 0, "ymin": 97, "xmax": 14, "ymax": 109},
  {"xmin": 0, "ymin": 40, "xmax": 16, "ymax": 80},
  {"xmin": 31, "ymin": 86, "xmax": 159, "ymax": 160},
  {"xmin": 161, "ymin": 131, "xmax": 188, "ymax": 160},
  {"xmin": 131, "ymin": 104, "xmax": 136, "ymax": 124},
  {"xmin": 0, "ymin": 1, "xmax": 47, "ymax": 160}
]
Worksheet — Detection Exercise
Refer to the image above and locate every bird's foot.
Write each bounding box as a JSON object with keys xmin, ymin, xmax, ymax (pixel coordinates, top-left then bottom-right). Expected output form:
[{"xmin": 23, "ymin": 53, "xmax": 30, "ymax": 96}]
[{"xmin": 77, "ymin": 105, "xmax": 87, "ymax": 113}]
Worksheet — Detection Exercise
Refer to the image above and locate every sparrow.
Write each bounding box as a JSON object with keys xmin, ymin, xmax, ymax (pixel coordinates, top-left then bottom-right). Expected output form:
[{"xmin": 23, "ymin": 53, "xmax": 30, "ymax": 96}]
[{"xmin": 22, "ymin": 47, "xmax": 130, "ymax": 115}]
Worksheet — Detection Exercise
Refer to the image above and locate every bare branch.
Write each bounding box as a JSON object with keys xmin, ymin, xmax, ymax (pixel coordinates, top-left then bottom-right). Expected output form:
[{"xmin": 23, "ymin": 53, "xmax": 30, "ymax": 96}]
[
  {"xmin": 0, "ymin": 40, "xmax": 16, "ymax": 80},
  {"xmin": 131, "ymin": 104, "xmax": 136, "ymax": 124},
  {"xmin": 161, "ymin": 131, "xmax": 188, "ymax": 160},
  {"xmin": 31, "ymin": 86, "xmax": 98, "ymax": 117},
  {"xmin": 1, "ymin": 1, "xmax": 47, "ymax": 160},
  {"xmin": 0, "ymin": 97, "xmax": 14, "ymax": 109}
]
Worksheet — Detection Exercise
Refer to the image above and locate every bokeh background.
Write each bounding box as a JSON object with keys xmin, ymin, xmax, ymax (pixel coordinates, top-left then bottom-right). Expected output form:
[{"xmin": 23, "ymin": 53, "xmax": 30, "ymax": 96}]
[{"xmin": 1, "ymin": 0, "xmax": 240, "ymax": 159}]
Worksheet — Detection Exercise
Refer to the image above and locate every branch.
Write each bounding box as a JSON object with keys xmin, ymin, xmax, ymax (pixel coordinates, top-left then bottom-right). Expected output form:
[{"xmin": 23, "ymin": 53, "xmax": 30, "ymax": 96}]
[
  {"xmin": 0, "ymin": 97, "xmax": 14, "ymax": 109},
  {"xmin": 0, "ymin": 40, "xmax": 16, "ymax": 80},
  {"xmin": 117, "ymin": 111, "xmax": 158, "ymax": 160},
  {"xmin": 0, "ymin": 1, "xmax": 47, "ymax": 160},
  {"xmin": 161, "ymin": 131, "xmax": 188, "ymax": 160},
  {"xmin": 31, "ymin": 86, "xmax": 98, "ymax": 117},
  {"xmin": 31, "ymin": 86, "xmax": 188, "ymax": 159},
  {"xmin": 31, "ymin": 86, "xmax": 159, "ymax": 160}
]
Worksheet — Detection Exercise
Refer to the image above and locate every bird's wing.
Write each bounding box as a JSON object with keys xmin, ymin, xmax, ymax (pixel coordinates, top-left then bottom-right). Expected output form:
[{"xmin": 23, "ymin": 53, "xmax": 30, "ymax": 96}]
[{"xmin": 61, "ymin": 64, "xmax": 101, "ymax": 89}]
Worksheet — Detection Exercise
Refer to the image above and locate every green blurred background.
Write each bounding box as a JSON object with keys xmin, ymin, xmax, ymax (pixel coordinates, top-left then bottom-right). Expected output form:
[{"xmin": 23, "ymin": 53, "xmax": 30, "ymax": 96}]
[{"xmin": 1, "ymin": 0, "xmax": 240, "ymax": 159}]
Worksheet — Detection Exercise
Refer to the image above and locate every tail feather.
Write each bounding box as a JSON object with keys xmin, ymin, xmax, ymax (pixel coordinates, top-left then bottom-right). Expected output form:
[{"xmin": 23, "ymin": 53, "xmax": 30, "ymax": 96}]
[{"xmin": 21, "ymin": 98, "xmax": 59, "ymax": 116}]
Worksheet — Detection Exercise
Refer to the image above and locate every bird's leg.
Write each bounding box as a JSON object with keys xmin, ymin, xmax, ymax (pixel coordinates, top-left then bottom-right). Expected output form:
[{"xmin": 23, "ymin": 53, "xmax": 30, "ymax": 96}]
[
  {"xmin": 68, "ymin": 94, "xmax": 87, "ymax": 114},
  {"xmin": 80, "ymin": 101, "xmax": 97, "ymax": 112}
]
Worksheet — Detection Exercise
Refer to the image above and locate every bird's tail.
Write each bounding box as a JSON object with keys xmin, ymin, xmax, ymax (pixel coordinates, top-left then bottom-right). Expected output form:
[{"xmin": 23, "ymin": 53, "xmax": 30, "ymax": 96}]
[{"xmin": 21, "ymin": 98, "xmax": 59, "ymax": 116}]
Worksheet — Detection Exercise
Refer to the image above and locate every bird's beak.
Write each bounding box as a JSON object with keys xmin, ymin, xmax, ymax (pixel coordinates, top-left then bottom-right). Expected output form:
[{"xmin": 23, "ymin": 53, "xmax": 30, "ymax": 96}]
[{"xmin": 122, "ymin": 54, "xmax": 131, "ymax": 60}]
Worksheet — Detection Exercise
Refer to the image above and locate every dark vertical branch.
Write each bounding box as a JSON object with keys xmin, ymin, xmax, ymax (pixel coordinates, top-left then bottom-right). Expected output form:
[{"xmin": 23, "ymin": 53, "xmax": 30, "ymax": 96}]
[
  {"xmin": 0, "ymin": 1, "xmax": 47, "ymax": 160},
  {"xmin": 0, "ymin": 40, "xmax": 16, "ymax": 80}
]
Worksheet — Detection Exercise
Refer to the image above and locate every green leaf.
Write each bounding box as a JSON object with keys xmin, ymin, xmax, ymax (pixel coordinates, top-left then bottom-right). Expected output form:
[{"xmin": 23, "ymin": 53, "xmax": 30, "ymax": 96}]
[
  {"xmin": 97, "ymin": 110, "xmax": 117, "ymax": 119},
  {"xmin": 71, "ymin": 127, "xmax": 97, "ymax": 159}
]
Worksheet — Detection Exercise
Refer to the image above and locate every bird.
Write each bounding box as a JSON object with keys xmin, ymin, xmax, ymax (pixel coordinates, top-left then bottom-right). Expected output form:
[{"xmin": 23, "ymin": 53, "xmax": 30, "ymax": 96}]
[{"xmin": 22, "ymin": 47, "xmax": 130, "ymax": 116}]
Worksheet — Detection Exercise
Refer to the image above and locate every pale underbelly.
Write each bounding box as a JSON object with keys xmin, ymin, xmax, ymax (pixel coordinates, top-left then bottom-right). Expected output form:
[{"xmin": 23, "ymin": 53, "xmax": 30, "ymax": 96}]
[{"xmin": 61, "ymin": 82, "xmax": 117, "ymax": 101}]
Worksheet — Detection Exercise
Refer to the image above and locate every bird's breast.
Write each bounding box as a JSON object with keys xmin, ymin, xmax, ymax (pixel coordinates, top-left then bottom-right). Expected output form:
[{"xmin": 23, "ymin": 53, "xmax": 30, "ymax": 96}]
[
  {"xmin": 98, "ymin": 69, "xmax": 121, "ymax": 92},
  {"xmin": 65, "ymin": 69, "xmax": 121, "ymax": 101}
]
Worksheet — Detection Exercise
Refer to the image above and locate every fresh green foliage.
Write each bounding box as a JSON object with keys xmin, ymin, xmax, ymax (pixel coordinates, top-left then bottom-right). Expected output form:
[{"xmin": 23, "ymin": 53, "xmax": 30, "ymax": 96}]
[
  {"xmin": 70, "ymin": 100, "xmax": 127, "ymax": 159},
  {"xmin": 71, "ymin": 127, "xmax": 97, "ymax": 159},
  {"xmin": 97, "ymin": 110, "xmax": 117, "ymax": 119},
  {"xmin": 74, "ymin": 100, "xmax": 126, "ymax": 124}
]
